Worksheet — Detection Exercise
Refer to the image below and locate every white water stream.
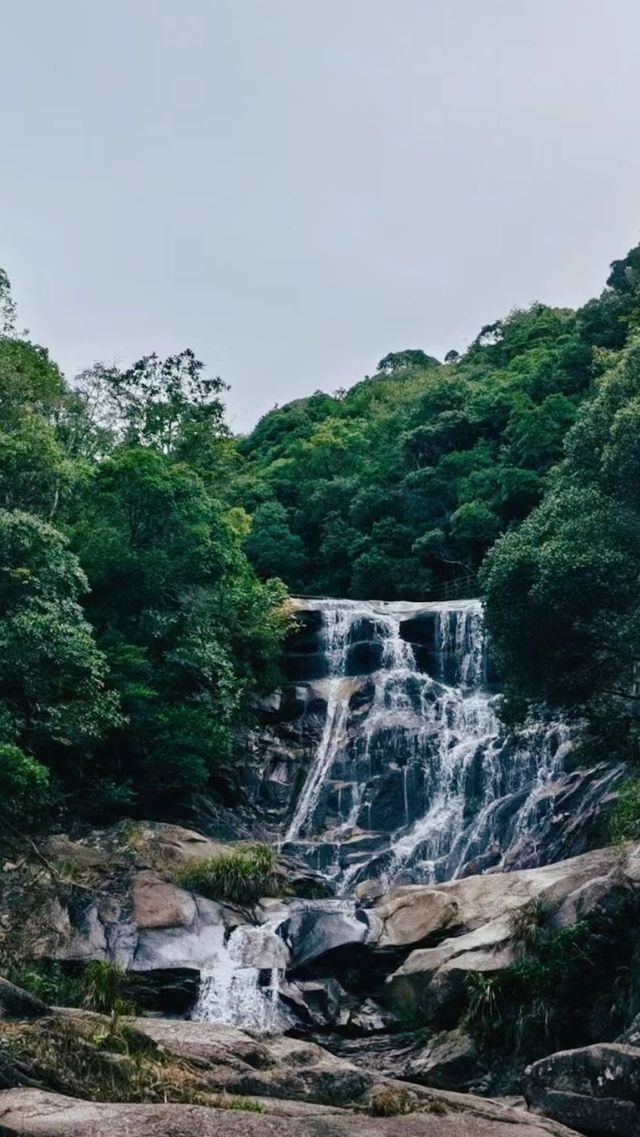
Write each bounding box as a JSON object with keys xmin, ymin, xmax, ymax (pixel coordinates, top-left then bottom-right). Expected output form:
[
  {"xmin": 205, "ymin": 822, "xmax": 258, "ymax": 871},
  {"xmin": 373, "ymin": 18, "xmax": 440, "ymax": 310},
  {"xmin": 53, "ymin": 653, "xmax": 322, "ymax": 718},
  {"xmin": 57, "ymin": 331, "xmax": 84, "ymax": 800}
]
[{"xmin": 194, "ymin": 596, "xmax": 578, "ymax": 1029}]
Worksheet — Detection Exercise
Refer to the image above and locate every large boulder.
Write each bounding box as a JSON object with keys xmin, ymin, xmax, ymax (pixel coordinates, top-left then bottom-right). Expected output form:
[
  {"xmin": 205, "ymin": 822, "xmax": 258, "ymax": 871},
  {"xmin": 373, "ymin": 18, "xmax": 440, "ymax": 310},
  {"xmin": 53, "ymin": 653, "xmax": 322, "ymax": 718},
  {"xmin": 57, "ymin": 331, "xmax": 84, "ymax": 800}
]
[
  {"xmin": 524, "ymin": 1043, "xmax": 640, "ymax": 1137},
  {"xmin": 376, "ymin": 845, "xmax": 640, "ymax": 1028},
  {"xmin": 132, "ymin": 871, "xmax": 197, "ymax": 929},
  {"xmin": 278, "ymin": 901, "xmax": 379, "ymax": 968},
  {"xmin": 373, "ymin": 846, "xmax": 622, "ymax": 950}
]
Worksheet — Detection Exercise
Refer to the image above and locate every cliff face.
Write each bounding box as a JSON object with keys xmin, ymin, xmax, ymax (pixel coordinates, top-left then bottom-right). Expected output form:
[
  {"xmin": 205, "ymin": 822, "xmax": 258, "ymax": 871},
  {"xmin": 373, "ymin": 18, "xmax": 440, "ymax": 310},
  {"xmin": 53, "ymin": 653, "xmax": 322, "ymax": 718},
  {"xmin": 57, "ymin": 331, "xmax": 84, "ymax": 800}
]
[{"xmin": 241, "ymin": 598, "xmax": 623, "ymax": 893}]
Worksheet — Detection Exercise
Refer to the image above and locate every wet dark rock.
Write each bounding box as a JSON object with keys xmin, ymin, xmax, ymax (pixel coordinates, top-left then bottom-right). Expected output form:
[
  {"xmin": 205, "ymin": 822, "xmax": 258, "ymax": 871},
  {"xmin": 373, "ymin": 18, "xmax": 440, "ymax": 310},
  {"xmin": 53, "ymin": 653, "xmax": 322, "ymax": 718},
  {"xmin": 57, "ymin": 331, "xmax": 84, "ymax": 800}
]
[
  {"xmin": 501, "ymin": 761, "xmax": 627, "ymax": 873},
  {"xmin": 280, "ymin": 904, "xmax": 375, "ymax": 969},
  {"xmin": 349, "ymin": 677, "xmax": 375, "ymax": 714},
  {"xmin": 402, "ymin": 1029, "xmax": 487, "ymax": 1093},
  {"xmin": 331, "ymin": 1028, "xmax": 486, "ymax": 1094},
  {"xmin": 524, "ymin": 1043, "xmax": 640, "ymax": 1137},
  {"xmin": 346, "ymin": 640, "xmax": 383, "ymax": 676},
  {"xmin": 280, "ymin": 976, "xmax": 350, "ymax": 1027},
  {"xmin": 124, "ymin": 967, "xmax": 200, "ymax": 1015},
  {"xmin": 619, "ymin": 1013, "xmax": 640, "ymax": 1047},
  {"xmin": 0, "ymin": 979, "xmax": 49, "ymax": 1021}
]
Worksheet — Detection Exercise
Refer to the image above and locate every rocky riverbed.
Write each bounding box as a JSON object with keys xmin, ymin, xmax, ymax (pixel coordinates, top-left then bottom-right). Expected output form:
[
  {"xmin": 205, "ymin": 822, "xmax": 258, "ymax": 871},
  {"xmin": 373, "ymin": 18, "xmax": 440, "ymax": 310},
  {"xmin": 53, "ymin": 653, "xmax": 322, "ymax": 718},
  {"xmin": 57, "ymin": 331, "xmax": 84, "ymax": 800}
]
[{"xmin": 0, "ymin": 821, "xmax": 639, "ymax": 1134}]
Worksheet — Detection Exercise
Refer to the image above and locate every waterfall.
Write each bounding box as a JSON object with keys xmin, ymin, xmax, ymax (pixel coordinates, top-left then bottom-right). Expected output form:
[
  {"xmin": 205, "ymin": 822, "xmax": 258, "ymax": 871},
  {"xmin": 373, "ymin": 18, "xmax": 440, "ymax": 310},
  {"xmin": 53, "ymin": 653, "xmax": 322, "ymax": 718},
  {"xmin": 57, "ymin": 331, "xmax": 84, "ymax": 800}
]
[
  {"xmin": 192, "ymin": 921, "xmax": 290, "ymax": 1033},
  {"xmin": 281, "ymin": 598, "xmax": 571, "ymax": 890},
  {"xmin": 195, "ymin": 595, "xmax": 590, "ymax": 1032},
  {"xmin": 285, "ymin": 602, "xmax": 363, "ymax": 843}
]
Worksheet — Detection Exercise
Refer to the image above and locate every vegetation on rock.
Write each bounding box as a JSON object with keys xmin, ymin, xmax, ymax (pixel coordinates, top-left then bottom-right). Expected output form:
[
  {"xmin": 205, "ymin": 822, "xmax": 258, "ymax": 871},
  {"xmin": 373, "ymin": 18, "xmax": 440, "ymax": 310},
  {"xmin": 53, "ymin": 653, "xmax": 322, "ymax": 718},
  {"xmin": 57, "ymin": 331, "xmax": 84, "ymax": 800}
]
[
  {"xmin": 463, "ymin": 894, "xmax": 640, "ymax": 1067},
  {"xmin": 0, "ymin": 1013, "xmax": 264, "ymax": 1110},
  {"xmin": 174, "ymin": 843, "xmax": 279, "ymax": 904}
]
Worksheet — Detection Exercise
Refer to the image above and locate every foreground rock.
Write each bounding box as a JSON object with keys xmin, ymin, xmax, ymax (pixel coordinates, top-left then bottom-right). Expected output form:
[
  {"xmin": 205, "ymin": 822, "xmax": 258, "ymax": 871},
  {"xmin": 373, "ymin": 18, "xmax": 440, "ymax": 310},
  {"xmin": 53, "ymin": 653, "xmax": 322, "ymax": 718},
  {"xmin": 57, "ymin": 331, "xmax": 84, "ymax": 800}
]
[
  {"xmin": 524, "ymin": 1043, "xmax": 640, "ymax": 1137},
  {"xmin": 324, "ymin": 1028, "xmax": 488, "ymax": 1095},
  {"xmin": 375, "ymin": 845, "xmax": 640, "ymax": 1025},
  {"xmin": 0, "ymin": 980, "xmax": 48, "ymax": 1022},
  {"xmin": 61, "ymin": 1012, "xmax": 490, "ymax": 1111},
  {"xmin": 0, "ymin": 1009, "xmax": 579, "ymax": 1136},
  {"xmin": 0, "ymin": 1088, "xmax": 582, "ymax": 1136}
]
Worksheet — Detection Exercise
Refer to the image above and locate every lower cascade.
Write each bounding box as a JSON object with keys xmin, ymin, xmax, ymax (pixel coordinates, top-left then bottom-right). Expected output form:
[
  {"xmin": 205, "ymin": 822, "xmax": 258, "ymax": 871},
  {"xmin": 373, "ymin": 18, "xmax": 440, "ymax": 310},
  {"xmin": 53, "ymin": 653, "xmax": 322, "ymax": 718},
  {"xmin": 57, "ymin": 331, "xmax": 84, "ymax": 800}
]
[
  {"xmin": 192, "ymin": 921, "xmax": 290, "ymax": 1033},
  {"xmin": 196, "ymin": 595, "xmax": 624, "ymax": 1030}
]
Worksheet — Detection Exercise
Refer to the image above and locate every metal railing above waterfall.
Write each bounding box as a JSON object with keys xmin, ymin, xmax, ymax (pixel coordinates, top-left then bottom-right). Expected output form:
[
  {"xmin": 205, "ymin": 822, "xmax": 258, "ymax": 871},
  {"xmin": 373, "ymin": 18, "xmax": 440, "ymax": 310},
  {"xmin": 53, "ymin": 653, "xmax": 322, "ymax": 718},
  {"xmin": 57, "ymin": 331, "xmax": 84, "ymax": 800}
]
[
  {"xmin": 294, "ymin": 573, "xmax": 479, "ymax": 604},
  {"xmin": 428, "ymin": 573, "xmax": 479, "ymax": 601}
]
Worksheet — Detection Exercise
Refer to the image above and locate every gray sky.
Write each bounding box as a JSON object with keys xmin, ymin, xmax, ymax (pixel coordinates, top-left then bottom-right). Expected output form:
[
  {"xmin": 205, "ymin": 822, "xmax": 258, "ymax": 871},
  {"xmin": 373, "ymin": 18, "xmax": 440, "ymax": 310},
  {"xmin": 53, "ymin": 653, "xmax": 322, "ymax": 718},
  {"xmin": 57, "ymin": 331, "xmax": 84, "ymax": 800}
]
[{"xmin": 3, "ymin": 1, "xmax": 640, "ymax": 432}]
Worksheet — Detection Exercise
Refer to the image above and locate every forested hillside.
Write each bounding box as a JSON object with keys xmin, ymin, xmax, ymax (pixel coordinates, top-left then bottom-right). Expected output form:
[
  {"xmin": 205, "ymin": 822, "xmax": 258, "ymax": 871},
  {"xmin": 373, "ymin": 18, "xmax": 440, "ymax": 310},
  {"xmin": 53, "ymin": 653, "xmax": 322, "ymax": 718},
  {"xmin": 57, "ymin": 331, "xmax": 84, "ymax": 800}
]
[
  {"xmin": 0, "ymin": 272, "xmax": 288, "ymax": 826},
  {"xmin": 239, "ymin": 241, "xmax": 640, "ymax": 804},
  {"xmin": 3, "ymin": 242, "xmax": 640, "ymax": 833},
  {"xmin": 239, "ymin": 245, "xmax": 640, "ymax": 601}
]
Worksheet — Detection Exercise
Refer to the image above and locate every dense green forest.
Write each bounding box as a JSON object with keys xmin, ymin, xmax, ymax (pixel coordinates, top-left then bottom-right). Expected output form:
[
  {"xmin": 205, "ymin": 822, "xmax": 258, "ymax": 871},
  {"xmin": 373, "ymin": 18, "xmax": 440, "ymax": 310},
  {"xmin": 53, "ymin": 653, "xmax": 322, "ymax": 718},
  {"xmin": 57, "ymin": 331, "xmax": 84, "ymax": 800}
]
[
  {"xmin": 3, "ymin": 241, "xmax": 640, "ymax": 828},
  {"xmin": 0, "ymin": 271, "xmax": 289, "ymax": 825},
  {"xmin": 239, "ymin": 247, "xmax": 640, "ymax": 601}
]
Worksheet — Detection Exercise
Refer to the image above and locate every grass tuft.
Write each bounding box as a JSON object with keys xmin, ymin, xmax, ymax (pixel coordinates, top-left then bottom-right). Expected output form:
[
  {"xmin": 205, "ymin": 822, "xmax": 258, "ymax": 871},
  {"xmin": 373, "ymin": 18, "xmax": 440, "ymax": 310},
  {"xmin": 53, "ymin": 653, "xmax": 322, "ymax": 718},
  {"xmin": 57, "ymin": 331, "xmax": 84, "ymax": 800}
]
[
  {"xmin": 81, "ymin": 961, "xmax": 132, "ymax": 1016},
  {"xmin": 610, "ymin": 775, "xmax": 640, "ymax": 843},
  {"xmin": 368, "ymin": 1087, "xmax": 417, "ymax": 1117},
  {"xmin": 174, "ymin": 844, "xmax": 280, "ymax": 904}
]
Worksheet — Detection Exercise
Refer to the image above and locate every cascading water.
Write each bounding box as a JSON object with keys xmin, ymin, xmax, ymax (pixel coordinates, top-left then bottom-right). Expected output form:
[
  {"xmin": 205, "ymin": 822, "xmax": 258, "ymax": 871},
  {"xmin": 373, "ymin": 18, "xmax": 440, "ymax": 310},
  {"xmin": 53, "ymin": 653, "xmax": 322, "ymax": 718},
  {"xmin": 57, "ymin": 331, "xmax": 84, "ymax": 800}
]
[
  {"xmin": 281, "ymin": 598, "xmax": 572, "ymax": 890},
  {"xmin": 192, "ymin": 920, "xmax": 290, "ymax": 1032},
  {"xmin": 194, "ymin": 595, "xmax": 621, "ymax": 1031},
  {"xmin": 285, "ymin": 602, "xmax": 361, "ymax": 843}
]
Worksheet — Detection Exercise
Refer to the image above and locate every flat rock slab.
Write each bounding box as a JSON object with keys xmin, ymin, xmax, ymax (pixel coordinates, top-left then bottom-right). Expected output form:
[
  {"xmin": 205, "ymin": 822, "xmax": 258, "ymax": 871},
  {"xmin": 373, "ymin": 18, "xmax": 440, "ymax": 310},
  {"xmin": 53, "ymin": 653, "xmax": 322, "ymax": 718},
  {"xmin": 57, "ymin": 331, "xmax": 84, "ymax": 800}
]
[{"xmin": 0, "ymin": 1089, "xmax": 582, "ymax": 1136}]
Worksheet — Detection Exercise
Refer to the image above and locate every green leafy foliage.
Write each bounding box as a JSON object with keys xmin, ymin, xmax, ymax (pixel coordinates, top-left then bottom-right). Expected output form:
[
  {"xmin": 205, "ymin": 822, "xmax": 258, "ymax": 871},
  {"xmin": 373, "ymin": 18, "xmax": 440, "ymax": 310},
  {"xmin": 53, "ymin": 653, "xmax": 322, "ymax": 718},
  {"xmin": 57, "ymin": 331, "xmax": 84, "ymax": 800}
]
[
  {"xmin": 239, "ymin": 245, "xmax": 640, "ymax": 605},
  {"xmin": 0, "ymin": 744, "xmax": 49, "ymax": 820},
  {"xmin": 3, "ymin": 960, "xmax": 80, "ymax": 1006},
  {"xmin": 482, "ymin": 331, "xmax": 640, "ymax": 759},
  {"xmin": 239, "ymin": 303, "xmax": 617, "ymax": 598},
  {"xmin": 81, "ymin": 961, "xmax": 131, "ymax": 1015},
  {"xmin": 610, "ymin": 776, "xmax": 640, "ymax": 842},
  {"xmin": 464, "ymin": 896, "xmax": 640, "ymax": 1065},
  {"xmin": 174, "ymin": 844, "xmax": 280, "ymax": 904},
  {"xmin": 0, "ymin": 272, "xmax": 289, "ymax": 823}
]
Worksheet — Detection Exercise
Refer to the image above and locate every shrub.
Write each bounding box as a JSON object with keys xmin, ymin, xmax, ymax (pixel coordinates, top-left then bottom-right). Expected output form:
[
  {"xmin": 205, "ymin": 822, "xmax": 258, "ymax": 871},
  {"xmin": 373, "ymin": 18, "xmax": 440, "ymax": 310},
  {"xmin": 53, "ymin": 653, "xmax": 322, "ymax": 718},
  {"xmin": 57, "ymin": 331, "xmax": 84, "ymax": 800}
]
[
  {"xmin": 4, "ymin": 961, "xmax": 80, "ymax": 1006},
  {"xmin": 510, "ymin": 897, "xmax": 548, "ymax": 956},
  {"xmin": 368, "ymin": 1087, "xmax": 417, "ymax": 1117},
  {"xmin": 464, "ymin": 893, "xmax": 640, "ymax": 1065},
  {"xmin": 174, "ymin": 844, "xmax": 280, "ymax": 904},
  {"xmin": 0, "ymin": 743, "xmax": 49, "ymax": 819},
  {"xmin": 610, "ymin": 776, "xmax": 640, "ymax": 842},
  {"xmin": 81, "ymin": 961, "xmax": 131, "ymax": 1015}
]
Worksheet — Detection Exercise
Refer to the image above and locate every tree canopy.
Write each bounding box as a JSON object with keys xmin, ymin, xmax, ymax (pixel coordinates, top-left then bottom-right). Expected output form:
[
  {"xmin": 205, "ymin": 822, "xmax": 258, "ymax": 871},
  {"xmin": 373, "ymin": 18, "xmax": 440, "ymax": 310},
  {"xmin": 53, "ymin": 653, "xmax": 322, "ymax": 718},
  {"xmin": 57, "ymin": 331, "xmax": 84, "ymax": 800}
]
[
  {"xmin": 238, "ymin": 248, "xmax": 640, "ymax": 600},
  {"xmin": 0, "ymin": 284, "xmax": 289, "ymax": 823}
]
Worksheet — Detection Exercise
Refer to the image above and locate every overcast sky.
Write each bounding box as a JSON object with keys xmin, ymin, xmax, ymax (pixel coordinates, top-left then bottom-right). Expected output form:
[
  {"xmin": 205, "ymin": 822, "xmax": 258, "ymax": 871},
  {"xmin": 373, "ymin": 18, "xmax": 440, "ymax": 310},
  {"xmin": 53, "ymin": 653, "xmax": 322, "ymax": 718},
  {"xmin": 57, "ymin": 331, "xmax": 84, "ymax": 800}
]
[{"xmin": 2, "ymin": 1, "xmax": 640, "ymax": 431}]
